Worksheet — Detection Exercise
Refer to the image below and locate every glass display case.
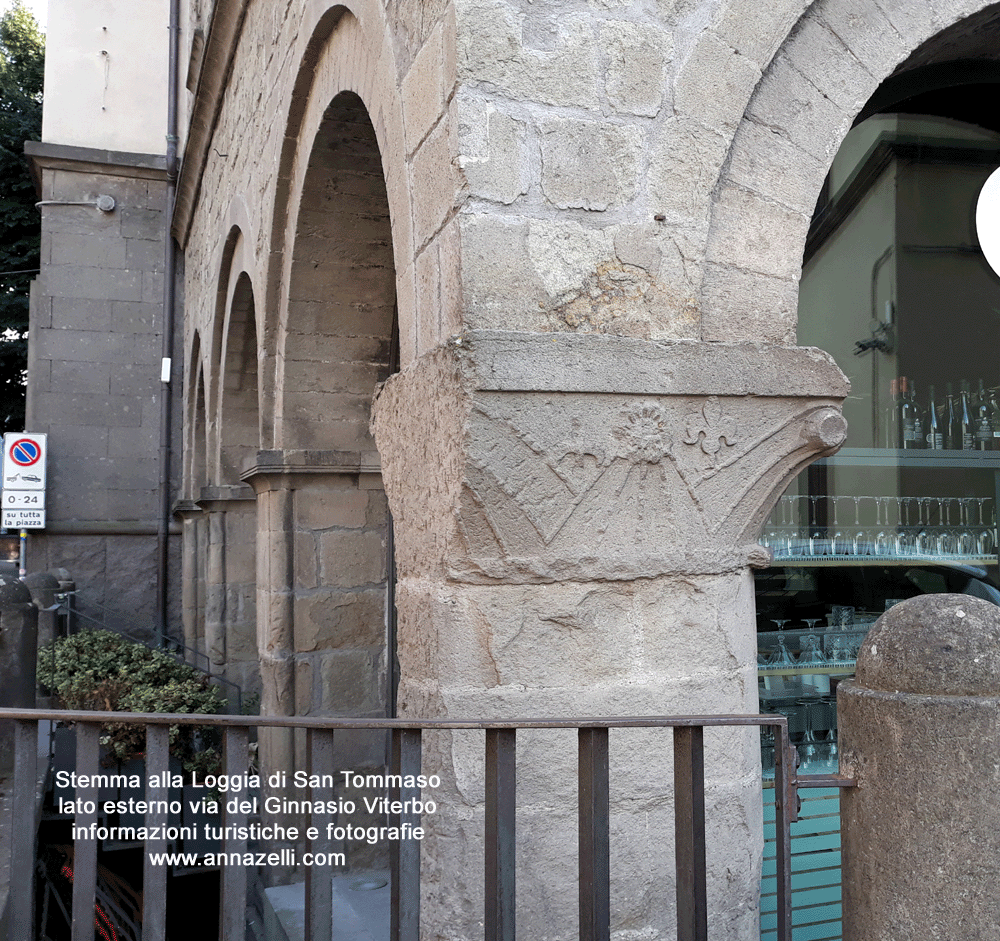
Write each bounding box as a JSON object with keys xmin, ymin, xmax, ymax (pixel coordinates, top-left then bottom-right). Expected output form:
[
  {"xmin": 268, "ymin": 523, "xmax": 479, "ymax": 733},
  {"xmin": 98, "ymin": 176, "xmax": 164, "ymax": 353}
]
[{"xmin": 756, "ymin": 109, "xmax": 1000, "ymax": 774}]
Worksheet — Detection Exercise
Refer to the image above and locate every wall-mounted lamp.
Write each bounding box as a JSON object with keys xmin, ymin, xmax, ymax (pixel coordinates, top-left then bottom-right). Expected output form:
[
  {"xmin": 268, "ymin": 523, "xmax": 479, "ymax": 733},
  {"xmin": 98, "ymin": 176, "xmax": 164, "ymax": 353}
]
[{"xmin": 34, "ymin": 195, "xmax": 116, "ymax": 212}]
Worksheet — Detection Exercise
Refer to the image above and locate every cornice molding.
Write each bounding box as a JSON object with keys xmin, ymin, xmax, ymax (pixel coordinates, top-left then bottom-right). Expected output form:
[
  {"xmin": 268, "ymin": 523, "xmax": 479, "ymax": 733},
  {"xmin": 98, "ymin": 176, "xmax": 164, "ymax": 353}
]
[{"xmin": 172, "ymin": 0, "xmax": 251, "ymax": 247}]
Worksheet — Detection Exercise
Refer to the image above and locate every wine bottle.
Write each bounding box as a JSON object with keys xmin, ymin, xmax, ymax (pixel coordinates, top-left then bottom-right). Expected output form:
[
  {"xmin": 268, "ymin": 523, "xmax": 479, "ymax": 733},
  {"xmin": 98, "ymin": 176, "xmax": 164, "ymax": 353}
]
[
  {"xmin": 926, "ymin": 384, "xmax": 943, "ymax": 449},
  {"xmin": 886, "ymin": 378, "xmax": 899, "ymax": 448},
  {"xmin": 960, "ymin": 380, "xmax": 975, "ymax": 450},
  {"xmin": 990, "ymin": 386, "xmax": 1000, "ymax": 446},
  {"xmin": 901, "ymin": 377, "xmax": 920, "ymax": 449},
  {"xmin": 944, "ymin": 382, "xmax": 958, "ymax": 450},
  {"xmin": 976, "ymin": 379, "xmax": 993, "ymax": 450}
]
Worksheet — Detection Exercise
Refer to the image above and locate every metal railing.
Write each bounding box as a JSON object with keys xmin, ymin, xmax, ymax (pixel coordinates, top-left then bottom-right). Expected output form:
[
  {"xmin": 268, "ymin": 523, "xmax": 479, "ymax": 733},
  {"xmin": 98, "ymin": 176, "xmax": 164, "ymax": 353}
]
[{"xmin": 1, "ymin": 708, "xmax": 854, "ymax": 941}]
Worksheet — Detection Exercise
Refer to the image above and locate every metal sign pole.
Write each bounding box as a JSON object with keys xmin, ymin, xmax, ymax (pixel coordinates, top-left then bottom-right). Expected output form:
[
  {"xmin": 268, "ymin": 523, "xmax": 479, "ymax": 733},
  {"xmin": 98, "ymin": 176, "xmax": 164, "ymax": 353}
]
[{"xmin": 19, "ymin": 528, "xmax": 26, "ymax": 578}]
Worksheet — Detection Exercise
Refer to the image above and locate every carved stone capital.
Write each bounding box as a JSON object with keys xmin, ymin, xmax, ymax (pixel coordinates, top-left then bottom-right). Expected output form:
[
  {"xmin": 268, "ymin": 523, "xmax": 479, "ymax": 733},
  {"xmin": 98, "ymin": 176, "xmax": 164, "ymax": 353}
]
[
  {"xmin": 372, "ymin": 331, "xmax": 848, "ymax": 582},
  {"xmin": 240, "ymin": 449, "xmax": 381, "ymax": 494}
]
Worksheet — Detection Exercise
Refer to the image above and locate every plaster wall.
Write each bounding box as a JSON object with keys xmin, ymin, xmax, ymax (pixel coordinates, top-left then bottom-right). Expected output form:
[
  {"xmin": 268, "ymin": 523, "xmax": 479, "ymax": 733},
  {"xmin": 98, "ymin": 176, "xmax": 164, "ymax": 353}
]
[{"xmin": 42, "ymin": 0, "xmax": 169, "ymax": 155}]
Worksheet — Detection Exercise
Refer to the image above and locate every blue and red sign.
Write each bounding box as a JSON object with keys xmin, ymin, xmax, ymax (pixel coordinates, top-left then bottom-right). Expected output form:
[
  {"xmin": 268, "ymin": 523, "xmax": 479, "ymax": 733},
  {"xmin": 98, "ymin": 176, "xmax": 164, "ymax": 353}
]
[
  {"xmin": 2, "ymin": 433, "xmax": 46, "ymax": 491},
  {"xmin": 9, "ymin": 439, "xmax": 40, "ymax": 467}
]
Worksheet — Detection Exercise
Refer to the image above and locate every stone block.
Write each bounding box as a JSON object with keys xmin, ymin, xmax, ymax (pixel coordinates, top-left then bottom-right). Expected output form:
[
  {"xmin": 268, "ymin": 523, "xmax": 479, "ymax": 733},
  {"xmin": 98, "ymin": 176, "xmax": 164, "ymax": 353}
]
[
  {"xmin": 409, "ymin": 110, "xmax": 461, "ymax": 250},
  {"xmin": 782, "ymin": 16, "xmax": 875, "ymax": 117},
  {"xmin": 705, "ymin": 183, "xmax": 810, "ymax": 281},
  {"xmin": 725, "ymin": 118, "xmax": 826, "ymax": 211},
  {"xmin": 50, "ymin": 231, "xmax": 128, "ymax": 269},
  {"xmin": 402, "ymin": 17, "xmax": 445, "ymax": 152},
  {"xmin": 415, "ymin": 237, "xmax": 440, "ymax": 354},
  {"xmin": 33, "ymin": 391, "xmax": 143, "ymax": 428},
  {"xmin": 540, "ymin": 118, "xmax": 642, "ymax": 211},
  {"xmin": 111, "ymin": 301, "xmax": 160, "ymax": 334},
  {"xmin": 40, "ymin": 265, "xmax": 143, "ymax": 303},
  {"xmin": 318, "ymin": 530, "xmax": 386, "ymax": 587},
  {"xmin": 601, "ymin": 20, "xmax": 671, "ymax": 117},
  {"xmin": 49, "ymin": 359, "xmax": 111, "ymax": 395},
  {"xmin": 108, "ymin": 424, "xmax": 159, "ymax": 458},
  {"xmin": 647, "ymin": 115, "xmax": 728, "ymax": 226},
  {"xmin": 712, "ymin": 0, "xmax": 807, "ymax": 65},
  {"xmin": 315, "ymin": 649, "xmax": 385, "ymax": 714},
  {"xmin": 125, "ymin": 237, "xmax": 166, "ymax": 272},
  {"xmin": 293, "ymin": 589, "xmax": 385, "ymax": 653},
  {"xmin": 110, "ymin": 362, "xmax": 159, "ymax": 397},
  {"xmin": 50, "ymin": 297, "xmax": 114, "ymax": 332},
  {"xmin": 46, "ymin": 424, "xmax": 110, "ymax": 460},
  {"xmin": 142, "ymin": 270, "xmax": 165, "ymax": 304},
  {"xmin": 871, "ymin": 0, "xmax": 936, "ymax": 47},
  {"xmin": 293, "ymin": 531, "xmax": 318, "ymax": 590},
  {"xmin": 674, "ymin": 31, "xmax": 762, "ymax": 135},
  {"xmin": 460, "ymin": 215, "xmax": 545, "ymax": 330},
  {"xmin": 105, "ymin": 488, "xmax": 157, "ymax": 521},
  {"xmin": 746, "ymin": 54, "xmax": 853, "ymax": 162},
  {"xmin": 456, "ymin": 3, "xmax": 598, "ymax": 107},
  {"xmin": 700, "ymin": 263, "xmax": 798, "ymax": 343},
  {"xmin": 457, "ymin": 95, "xmax": 529, "ymax": 205},
  {"xmin": 120, "ymin": 207, "xmax": 164, "ymax": 241},
  {"xmin": 294, "ymin": 486, "xmax": 368, "ymax": 531}
]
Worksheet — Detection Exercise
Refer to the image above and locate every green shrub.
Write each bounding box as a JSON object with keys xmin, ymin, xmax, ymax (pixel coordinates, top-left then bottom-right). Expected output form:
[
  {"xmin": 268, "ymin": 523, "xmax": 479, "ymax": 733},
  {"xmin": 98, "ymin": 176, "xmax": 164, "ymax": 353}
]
[{"xmin": 37, "ymin": 630, "xmax": 226, "ymax": 776}]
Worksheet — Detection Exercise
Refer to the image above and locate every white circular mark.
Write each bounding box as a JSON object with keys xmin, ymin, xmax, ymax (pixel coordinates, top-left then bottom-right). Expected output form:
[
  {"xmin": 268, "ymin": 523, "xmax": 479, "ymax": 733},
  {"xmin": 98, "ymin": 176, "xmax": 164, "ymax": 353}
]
[{"xmin": 977, "ymin": 167, "xmax": 1000, "ymax": 277}]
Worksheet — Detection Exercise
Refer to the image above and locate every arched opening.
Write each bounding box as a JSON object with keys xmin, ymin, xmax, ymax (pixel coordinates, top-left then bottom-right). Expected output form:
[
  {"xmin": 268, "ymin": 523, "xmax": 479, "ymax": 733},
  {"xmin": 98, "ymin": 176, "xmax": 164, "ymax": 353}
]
[
  {"xmin": 212, "ymin": 271, "xmax": 261, "ymax": 699},
  {"xmin": 756, "ymin": 32, "xmax": 1000, "ymax": 940},
  {"xmin": 277, "ymin": 89, "xmax": 399, "ymax": 731}
]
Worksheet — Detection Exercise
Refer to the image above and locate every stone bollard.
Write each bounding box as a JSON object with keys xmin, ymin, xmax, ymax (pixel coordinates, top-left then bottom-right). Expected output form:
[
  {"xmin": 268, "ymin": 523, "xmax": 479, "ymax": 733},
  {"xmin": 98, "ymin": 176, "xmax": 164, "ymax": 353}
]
[
  {"xmin": 838, "ymin": 593, "xmax": 1000, "ymax": 940},
  {"xmin": 0, "ymin": 573, "xmax": 37, "ymax": 775},
  {"xmin": 24, "ymin": 572, "xmax": 61, "ymax": 709}
]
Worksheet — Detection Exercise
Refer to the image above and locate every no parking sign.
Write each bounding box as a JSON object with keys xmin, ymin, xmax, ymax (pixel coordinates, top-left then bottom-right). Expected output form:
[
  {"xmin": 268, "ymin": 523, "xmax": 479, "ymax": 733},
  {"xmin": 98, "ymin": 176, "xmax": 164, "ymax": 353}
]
[{"xmin": 3, "ymin": 434, "xmax": 46, "ymax": 490}]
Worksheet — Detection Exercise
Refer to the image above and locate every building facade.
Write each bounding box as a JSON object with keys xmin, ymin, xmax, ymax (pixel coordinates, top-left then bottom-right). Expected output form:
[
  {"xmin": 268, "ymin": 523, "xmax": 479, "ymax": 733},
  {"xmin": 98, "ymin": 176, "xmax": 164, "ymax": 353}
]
[{"xmin": 27, "ymin": 0, "xmax": 1000, "ymax": 937}]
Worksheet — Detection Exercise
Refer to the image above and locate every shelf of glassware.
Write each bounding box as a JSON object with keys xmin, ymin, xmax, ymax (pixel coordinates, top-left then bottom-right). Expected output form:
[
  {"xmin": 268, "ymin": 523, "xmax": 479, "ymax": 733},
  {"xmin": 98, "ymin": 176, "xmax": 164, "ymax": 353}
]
[
  {"xmin": 813, "ymin": 447, "xmax": 1000, "ymax": 468},
  {"xmin": 769, "ymin": 552, "xmax": 998, "ymax": 566}
]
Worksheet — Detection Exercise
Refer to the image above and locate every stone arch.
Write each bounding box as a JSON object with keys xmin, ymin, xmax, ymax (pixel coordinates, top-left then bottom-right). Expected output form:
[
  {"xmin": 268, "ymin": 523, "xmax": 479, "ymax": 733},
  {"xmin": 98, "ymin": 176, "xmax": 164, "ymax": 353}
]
[
  {"xmin": 185, "ymin": 332, "xmax": 208, "ymax": 498},
  {"xmin": 699, "ymin": 0, "xmax": 997, "ymax": 339},
  {"xmin": 267, "ymin": 4, "xmax": 412, "ymax": 387},
  {"xmin": 246, "ymin": 7, "xmax": 404, "ymax": 735}
]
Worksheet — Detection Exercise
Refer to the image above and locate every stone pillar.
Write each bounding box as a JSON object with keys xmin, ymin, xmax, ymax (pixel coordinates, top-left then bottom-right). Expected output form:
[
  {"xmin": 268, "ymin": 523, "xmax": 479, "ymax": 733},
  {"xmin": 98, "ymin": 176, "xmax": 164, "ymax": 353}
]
[
  {"xmin": 173, "ymin": 500, "xmax": 203, "ymax": 663},
  {"xmin": 24, "ymin": 572, "xmax": 60, "ymax": 709},
  {"xmin": 197, "ymin": 486, "xmax": 259, "ymax": 701},
  {"xmin": 0, "ymin": 574, "xmax": 38, "ymax": 774},
  {"xmin": 838, "ymin": 593, "xmax": 1000, "ymax": 940},
  {"xmin": 372, "ymin": 331, "xmax": 848, "ymax": 940},
  {"xmin": 242, "ymin": 450, "xmax": 390, "ymax": 772}
]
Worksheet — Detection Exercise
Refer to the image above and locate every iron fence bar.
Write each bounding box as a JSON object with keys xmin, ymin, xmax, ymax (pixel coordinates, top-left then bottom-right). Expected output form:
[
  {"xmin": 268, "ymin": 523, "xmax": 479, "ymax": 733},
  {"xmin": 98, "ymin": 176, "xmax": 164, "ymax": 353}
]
[
  {"xmin": 485, "ymin": 728, "xmax": 516, "ymax": 941},
  {"xmin": 673, "ymin": 726, "xmax": 707, "ymax": 941},
  {"xmin": 796, "ymin": 774, "xmax": 856, "ymax": 788},
  {"xmin": 772, "ymin": 722, "xmax": 795, "ymax": 941},
  {"xmin": 578, "ymin": 727, "xmax": 610, "ymax": 941},
  {"xmin": 10, "ymin": 719, "xmax": 37, "ymax": 939},
  {"xmin": 219, "ymin": 726, "xmax": 249, "ymax": 941},
  {"xmin": 305, "ymin": 728, "xmax": 335, "ymax": 941},
  {"xmin": 142, "ymin": 724, "xmax": 170, "ymax": 941},
  {"xmin": 390, "ymin": 728, "xmax": 422, "ymax": 941},
  {"xmin": 0, "ymin": 707, "xmax": 790, "ymax": 730},
  {"xmin": 71, "ymin": 722, "xmax": 100, "ymax": 941}
]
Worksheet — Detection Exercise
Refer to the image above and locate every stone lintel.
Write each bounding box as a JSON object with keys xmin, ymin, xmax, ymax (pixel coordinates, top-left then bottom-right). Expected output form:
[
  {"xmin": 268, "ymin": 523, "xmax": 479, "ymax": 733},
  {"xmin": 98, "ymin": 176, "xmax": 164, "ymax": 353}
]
[
  {"xmin": 445, "ymin": 330, "xmax": 850, "ymax": 397},
  {"xmin": 172, "ymin": 499, "xmax": 204, "ymax": 521},
  {"xmin": 198, "ymin": 483, "xmax": 256, "ymax": 506},
  {"xmin": 240, "ymin": 449, "xmax": 381, "ymax": 493},
  {"xmin": 25, "ymin": 140, "xmax": 169, "ymax": 187},
  {"xmin": 373, "ymin": 333, "xmax": 848, "ymax": 583}
]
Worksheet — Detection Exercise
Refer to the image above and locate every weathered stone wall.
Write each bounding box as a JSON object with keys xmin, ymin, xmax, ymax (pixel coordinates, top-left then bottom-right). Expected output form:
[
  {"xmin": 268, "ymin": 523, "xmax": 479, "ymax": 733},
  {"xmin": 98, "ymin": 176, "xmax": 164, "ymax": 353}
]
[
  {"xmin": 25, "ymin": 145, "xmax": 181, "ymax": 642},
  {"xmin": 173, "ymin": 0, "xmax": 1000, "ymax": 933}
]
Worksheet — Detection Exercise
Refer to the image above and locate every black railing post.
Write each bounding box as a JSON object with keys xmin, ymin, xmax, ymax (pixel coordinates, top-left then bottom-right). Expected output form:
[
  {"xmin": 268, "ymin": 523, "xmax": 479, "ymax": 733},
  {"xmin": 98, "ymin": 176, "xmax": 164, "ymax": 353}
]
[
  {"xmin": 485, "ymin": 728, "xmax": 516, "ymax": 941},
  {"xmin": 673, "ymin": 725, "xmax": 707, "ymax": 941},
  {"xmin": 771, "ymin": 720, "xmax": 795, "ymax": 941},
  {"xmin": 390, "ymin": 728, "xmax": 422, "ymax": 941},
  {"xmin": 72, "ymin": 722, "xmax": 100, "ymax": 941},
  {"xmin": 142, "ymin": 724, "xmax": 170, "ymax": 941},
  {"xmin": 219, "ymin": 726, "xmax": 249, "ymax": 941},
  {"xmin": 578, "ymin": 727, "xmax": 610, "ymax": 941},
  {"xmin": 305, "ymin": 727, "xmax": 335, "ymax": 941},
  {"xmin": 10, "ymin": 719, "xmax": 36, "ymax": 940}
]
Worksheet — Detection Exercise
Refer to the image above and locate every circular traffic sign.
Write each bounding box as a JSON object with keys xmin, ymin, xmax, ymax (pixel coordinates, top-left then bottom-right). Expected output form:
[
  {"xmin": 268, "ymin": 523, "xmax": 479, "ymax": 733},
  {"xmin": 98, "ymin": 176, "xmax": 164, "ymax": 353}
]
[{"xmin": 9, "ymin": 438, "xmax": 40, "ymax": 467}]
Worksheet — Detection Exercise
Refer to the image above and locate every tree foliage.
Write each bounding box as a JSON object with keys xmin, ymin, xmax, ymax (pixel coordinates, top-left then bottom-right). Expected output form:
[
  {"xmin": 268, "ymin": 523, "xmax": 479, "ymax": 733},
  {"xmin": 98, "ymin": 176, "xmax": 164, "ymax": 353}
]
[{"xmin": 0, "ymin": 1, "xmax": 42, "ymax": 432}]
